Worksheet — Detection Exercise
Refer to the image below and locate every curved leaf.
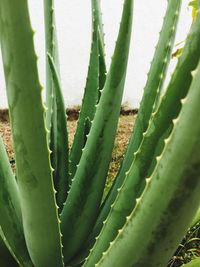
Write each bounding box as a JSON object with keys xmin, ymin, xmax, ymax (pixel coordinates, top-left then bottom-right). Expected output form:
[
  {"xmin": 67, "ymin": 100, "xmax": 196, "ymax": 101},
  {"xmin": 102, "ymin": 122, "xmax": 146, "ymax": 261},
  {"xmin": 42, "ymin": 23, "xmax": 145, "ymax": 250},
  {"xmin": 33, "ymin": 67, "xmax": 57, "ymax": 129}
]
[
  {"xmin": 61, "ymin": 0, "xmax": 133, "ymax": 262},
  {"xmin": 0, "ymin": 1, "xmax": 64, "ymax": 266}
]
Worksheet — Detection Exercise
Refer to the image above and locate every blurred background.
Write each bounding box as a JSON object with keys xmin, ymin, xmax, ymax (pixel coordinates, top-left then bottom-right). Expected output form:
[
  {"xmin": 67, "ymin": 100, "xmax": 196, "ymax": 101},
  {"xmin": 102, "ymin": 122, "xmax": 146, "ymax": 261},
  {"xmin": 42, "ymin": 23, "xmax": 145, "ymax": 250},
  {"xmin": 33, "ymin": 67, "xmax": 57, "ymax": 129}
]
[{"xmin": 0, "ymin": 0, "xmax": 192, "ymax": 108}]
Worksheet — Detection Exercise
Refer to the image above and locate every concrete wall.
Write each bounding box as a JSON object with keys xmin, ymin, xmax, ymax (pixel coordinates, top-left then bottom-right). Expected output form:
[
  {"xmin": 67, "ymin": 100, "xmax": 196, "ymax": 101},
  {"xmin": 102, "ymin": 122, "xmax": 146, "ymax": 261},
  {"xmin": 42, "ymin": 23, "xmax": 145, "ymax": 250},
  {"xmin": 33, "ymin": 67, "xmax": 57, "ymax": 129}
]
[{"xmin": 0, "ymin": 0, "xmax": 192, "ymax": 108}]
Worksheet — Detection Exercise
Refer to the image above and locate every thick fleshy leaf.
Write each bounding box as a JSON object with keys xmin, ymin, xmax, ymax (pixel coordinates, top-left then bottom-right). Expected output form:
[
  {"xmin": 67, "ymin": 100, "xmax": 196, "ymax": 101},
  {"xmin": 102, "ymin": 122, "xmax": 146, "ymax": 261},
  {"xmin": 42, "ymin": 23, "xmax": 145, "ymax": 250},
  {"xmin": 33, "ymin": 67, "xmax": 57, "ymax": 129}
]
[
  {"xmin": 0, "ymin": 1, "xmax": 64, "ymax": 266},
  {"xmin": 48, "ymin": 54, "xmax": 69, "ymax": 213},
  {"xmin": 61, "ymin": 0, "xmax": 133, "ymax": 262},
  {"xmin": 69, "ymin": 0, "xmax": 105, "ymax": 180},
  {"xmin": 96, "ymin": 57, "xmax": 200, "ymax": 267},
  {"xmin": 74, "ymin": 1, "xmax": 182, "ymax": 263},
  {"xmin": 0, "ymin": 136, "xmax": 33, "ymax": 266}
]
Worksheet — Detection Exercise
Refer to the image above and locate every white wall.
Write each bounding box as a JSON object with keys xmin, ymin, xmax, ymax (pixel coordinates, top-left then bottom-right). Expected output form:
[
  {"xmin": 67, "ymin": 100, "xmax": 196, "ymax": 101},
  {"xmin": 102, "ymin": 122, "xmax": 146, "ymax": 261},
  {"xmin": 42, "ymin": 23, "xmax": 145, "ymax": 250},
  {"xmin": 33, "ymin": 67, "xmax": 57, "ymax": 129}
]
[{"xmin": 0, "ymin": 0, "xmax": 192, "ymax": 108}]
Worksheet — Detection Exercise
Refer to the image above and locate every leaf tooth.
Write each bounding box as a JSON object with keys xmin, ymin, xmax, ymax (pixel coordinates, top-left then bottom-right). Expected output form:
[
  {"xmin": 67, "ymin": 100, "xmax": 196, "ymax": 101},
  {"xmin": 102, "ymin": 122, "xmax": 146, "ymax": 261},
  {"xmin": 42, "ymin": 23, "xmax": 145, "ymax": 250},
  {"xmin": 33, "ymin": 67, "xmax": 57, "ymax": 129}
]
[
  {"xmin": 145, "ymin": 176, "xmax": 151, "ymax": 183},
  {"xmin": 50, "ymin": 5, "xmax": 54, "ymax": 12},
  {"xmin": 52, "ymin": 42, "xmax": 56, "ymax": 50},
  {"xmin": 156, "ymin": 155, "xmax": 162, "ymax": 163},
  {"xmin": 135, "ymin": 197, "xmax": 141, "ymax": 206},
  {"xmin": 175, "ymin": 10, "xmax": 179, "ymax": 16},
  {"xmin": 30, "ymin": 27, "xmax": 36, "ymax": 35},
  {"xmin": 53, "ymin": 188, "xmax": 57, "ymax": 194},
  {"xmin": 89, "ymin": 244, "xmax": 95, "ymax": 255},
  {"xmin": 172, "ymin": 117, "xmax": 179, "ymax": 126},
  {"xmin": 109, "ymin": 240, "xmax": 115, "ymax": 248},
  {"xmin": 134, "ymin": 149, "xmax": 141, "ymax": 158},
  {"xmin": 125, "ymin": 214, "xmax": 132, "ymax": 224},
  {"xmin": 181, "ymin": 97, "xmax": 187, "ymax": 105},
  {"xmin": 43, "ymin": 103, "xmax": 48, "ymax": 111},
  {"xmin": 55, "ymin": 204, "xmax": 59, "ymax": 211},
  {"xmin": 102, "ymin": 219, "xmax": 107, "ymax": 226},
  {"xmin": 191, "ymin": 68, "xmax": 198, "ymax": 78},
  {"xmin": 142, "ymin": 130, "xmax": 148, "ymax": 138},
  {"xmin": 84, "ymin": 244, "xmax": 96, "ymax": 264},
  {"xmin": 163, "ymin": 57, "xmax": 168, "ymax": 64},
  {"xmin": 117, "ymin": 228, "xmax": 123, "ymax": 235},
  {"xmin": 117, "ymin": 185, "xmax": 123, "ymax": 193},
  {"xmin": 76, "ymin": 163, "xmax": 80, "ymax": 169},
  {"xmin": 50, "ymin": 166, "xmax": 55, "ymax": 172},
  {"xmin": 102, "ymin": 251, "xmax": 107, "ymax": 257},
  {"xmin": 164, "ymin": 136, "xmax": 171, "ymax": 146},
  {"xmin": 159, "ymin": 73, "xmax": 164, "ymax": 80},
  {"xmin": 172, "ymin": 25, "xmax": 175, "ymax": 32},
  {"xmin": 168, "ymin": 41, "xmax": 172, "ymax": 47},
  {"xmin": 145, "ymin": 177, "xmax": 152, "ymax": 189},
  {"xmin": 125, "ymin": 170, "xmax": 130, "ymax": 177},
  {"xmin": 151, "ymin": 110, "xmax": 157, "ymax": 117},
  {"xmin": 110, "ymin": 202, "xmax": 115, "ymax": 209}
]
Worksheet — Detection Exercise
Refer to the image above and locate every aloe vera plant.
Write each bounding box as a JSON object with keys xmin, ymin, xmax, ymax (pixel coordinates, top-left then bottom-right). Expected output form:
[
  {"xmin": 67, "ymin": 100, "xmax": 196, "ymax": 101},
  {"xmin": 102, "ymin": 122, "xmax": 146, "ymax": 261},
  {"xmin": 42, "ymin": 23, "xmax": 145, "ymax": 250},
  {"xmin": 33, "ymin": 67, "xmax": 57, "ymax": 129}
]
[{"xmin": 0, "ymin": 0, "xmax": 200, "ymax": 267}]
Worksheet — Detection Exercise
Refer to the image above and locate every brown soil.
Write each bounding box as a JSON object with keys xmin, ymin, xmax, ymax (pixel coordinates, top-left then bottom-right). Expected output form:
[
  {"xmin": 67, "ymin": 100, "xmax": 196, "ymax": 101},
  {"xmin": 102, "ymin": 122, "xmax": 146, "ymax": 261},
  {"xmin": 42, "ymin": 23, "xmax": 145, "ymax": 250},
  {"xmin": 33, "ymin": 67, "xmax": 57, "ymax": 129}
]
[
  {"xmin": 0, "ymin": 108, "xmax": 137, "ymax": 121},
  {"xmin": 0, "ymin": 113, "xmax": 135, "ymax": 184}
]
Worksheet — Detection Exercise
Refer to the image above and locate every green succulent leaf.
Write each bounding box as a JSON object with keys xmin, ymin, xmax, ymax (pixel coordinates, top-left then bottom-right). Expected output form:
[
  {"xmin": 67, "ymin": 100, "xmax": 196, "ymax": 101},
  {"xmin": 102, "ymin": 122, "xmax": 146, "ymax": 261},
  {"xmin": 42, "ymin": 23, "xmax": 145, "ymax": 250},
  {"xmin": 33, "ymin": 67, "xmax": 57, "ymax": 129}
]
[
  {"xmin": 61, "ymin": 0, "xmax": 133, "ymax": 262},
  {"xmin": 44, "ymin": 0, "xmax": 60, "ymax": 134},
  {"xmin": 0, "ymin": 1, "xmax": 64, "ymax": 266},
  {"xmin": 43, "ymin": 0, "xmax": 69, "ymax": 211},
  {"xmin": 69, "ymin": 0, "xmax": 106, "ymax": 180},
  {"xmin": 181, "ymin": 257, "xmax": 200, "ymax": 267},
  {"xmin": 189, "ymin": 0, "xmax": 198, "ymax": 20},
  {"xmin": 189, "ymin": 0, "xmax": 198, "ymax": 9},
  {"xmin": 191, "ymin": 208, "xmax": 200, "ymax": 227},
  {"xmin": 77, "ymin": 1, "xmax": 183, "ymax": 264},
  {"xmin": 47, "ymin": 53, "xmax": 69, "ymax": 213},
  {"xmin": 98, "ymin": 0, "xmax": 182, "ymax": 227},
  {"xmin": 97, "ymin": 57, "xmax": 200, "ymax": 267},
  {"xmin": 0, "ymin": 136, "xmax": 33, "ymax": 266},
  {"xmin": 81, "ymin": 1, "xmax": 200, "ymax": 265}
]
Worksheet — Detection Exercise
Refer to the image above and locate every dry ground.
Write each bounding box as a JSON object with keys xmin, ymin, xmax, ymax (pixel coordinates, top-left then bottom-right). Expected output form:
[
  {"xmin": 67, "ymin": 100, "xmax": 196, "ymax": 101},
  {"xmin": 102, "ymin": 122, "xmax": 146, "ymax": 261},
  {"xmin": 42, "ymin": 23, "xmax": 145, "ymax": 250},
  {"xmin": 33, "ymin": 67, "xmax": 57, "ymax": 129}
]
[{"xmin": 0, "ymin": 114, "xmax": 135, "ymax": 187}]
